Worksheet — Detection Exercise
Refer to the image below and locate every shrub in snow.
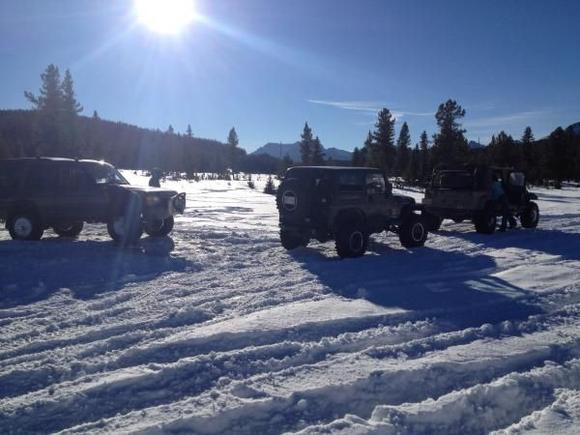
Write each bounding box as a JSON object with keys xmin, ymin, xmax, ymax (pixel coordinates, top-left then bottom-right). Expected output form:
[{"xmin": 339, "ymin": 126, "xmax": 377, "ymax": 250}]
[{"xmin": 264, "ymin": 175, "xmax": 276, "ymax": 195}]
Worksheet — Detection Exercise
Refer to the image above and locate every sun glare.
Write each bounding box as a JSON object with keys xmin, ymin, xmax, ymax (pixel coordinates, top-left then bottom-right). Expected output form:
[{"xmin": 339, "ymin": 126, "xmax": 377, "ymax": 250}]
[{"xmin": 134, "ymin": 0, "xmax": 196, "ymax": 35}]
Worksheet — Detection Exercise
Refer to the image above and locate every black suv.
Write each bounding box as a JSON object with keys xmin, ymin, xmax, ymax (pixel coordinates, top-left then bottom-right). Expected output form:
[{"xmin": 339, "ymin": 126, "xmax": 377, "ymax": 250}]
[
  {"xmin": 276, "ymin": 166, "xmax": 428, "ymax": 258},
  {"xmin": 0, "ymin": 158, "xmax": 186, "ymax": 243}
]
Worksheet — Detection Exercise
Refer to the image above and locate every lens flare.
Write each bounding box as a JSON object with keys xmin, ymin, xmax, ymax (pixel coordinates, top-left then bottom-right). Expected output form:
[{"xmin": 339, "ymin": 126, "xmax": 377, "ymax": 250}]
[{"xmin": 134, "ymin": 0, "xmax": 196, "ymax": 35}]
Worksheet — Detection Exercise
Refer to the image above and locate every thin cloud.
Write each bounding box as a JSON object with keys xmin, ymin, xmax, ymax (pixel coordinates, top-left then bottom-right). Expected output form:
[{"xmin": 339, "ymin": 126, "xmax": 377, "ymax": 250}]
[
  {"xmin": 465, "ymin": 110, "xmax": 551, "ymax": 129},
  {"xmin": 308, "ymin": 99, "xmax": 432, "ymax": 118}
]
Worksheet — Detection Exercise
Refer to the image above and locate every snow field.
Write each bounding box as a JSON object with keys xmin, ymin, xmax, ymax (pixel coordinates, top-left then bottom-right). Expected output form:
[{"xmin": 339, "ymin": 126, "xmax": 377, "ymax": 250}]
[{"xmin": 1, "ymin": 173, "xmax": 580, "ymax": 433}]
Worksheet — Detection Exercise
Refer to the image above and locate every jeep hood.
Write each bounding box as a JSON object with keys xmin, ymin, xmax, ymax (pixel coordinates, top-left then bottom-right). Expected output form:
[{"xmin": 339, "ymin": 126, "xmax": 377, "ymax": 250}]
[{"xmin": 113, "ymin": 185, "xmax": 178, "ymax": 197}]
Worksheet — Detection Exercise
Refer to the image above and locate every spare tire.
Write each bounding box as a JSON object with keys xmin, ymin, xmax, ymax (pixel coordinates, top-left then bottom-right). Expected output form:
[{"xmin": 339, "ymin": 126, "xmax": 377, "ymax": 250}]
[
  {"xmin": 399, "ymin": 215, "xmax": 428, "ymax": 248},
  {"xmin": 277, "ymin": 178, "xmax": 313, "ymax": 223}
]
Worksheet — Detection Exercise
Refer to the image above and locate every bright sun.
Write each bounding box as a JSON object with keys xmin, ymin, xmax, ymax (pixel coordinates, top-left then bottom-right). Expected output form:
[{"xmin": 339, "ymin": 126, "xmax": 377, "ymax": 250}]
[{"xmin": 134, "ymin": 0, "xmax": 196, "ymax": 35}]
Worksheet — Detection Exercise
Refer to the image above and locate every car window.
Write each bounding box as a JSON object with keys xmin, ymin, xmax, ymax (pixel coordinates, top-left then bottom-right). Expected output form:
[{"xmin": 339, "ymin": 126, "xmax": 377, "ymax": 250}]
[
  {"xmin": 84, "ymin": 163, "xmax": 128, "ymax": 185},
  {"xmin": 24, "ymin": 164, "xmax": 56, "ymax": 192},
  {"xmin": 366, "ymin": 173, "xmax": 385, "ymax": 193},
  {"xmin": 434, "ymin": 171, "xmax": 473, "ymax": 189},
  {"xmin": 338, "ymin": 172, "xmax": 364, "ymax": 192},
  {"xmin": 57, "ymin": 165, "xmax": 93, "ymax": 192},
  {"xmin": 509, "ymin": 172, "xmax": 525, "ymax": 187}
]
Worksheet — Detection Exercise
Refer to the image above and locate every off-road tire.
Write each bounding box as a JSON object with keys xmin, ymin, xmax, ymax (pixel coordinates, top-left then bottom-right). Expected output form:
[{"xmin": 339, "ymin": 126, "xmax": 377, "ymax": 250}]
[
  {"xmin": 335, "ymin": 224, "xmax": 369, "ymax": 258},
  {"xmin": 107, "ymin": 194, "xmax": 143, "ymax": 245},
  {"xmin": 399, "ymin": 215, "xmax": 428, "ymax": 248},
  {"xmin": 144, "ymin": 216, "xmax": 174, "ymax": 237},
  {"xmin": 7, "ymin": 211, "xmax": 44, "ymax": 241},
  {"xmin": 280, "ymin": 230, "xmax": 308, "ymax": 250},
  {"xmin": 474, "ymin": 206, "xmax": 497, "ymax": 234},
  {"xmin": 520, "ymin": 201, "xmax": 539, "ymax": 228},
  {"xmin": 53, "ymin": 221, "xmax": 84, "ymax": 238}
]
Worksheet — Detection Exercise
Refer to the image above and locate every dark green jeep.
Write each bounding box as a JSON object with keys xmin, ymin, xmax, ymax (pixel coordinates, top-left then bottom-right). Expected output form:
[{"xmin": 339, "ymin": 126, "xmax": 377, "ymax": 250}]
[
  {"xmin": 276, "ymin": 166, "xmax": 428, "ymax": 258},
  {"xmin": 421, "ymin": 166, "xmax": 539, "ymax": 234},
  {"xmin": 0, "ymin": 157, "xmax": 186, "ymax": 243}
]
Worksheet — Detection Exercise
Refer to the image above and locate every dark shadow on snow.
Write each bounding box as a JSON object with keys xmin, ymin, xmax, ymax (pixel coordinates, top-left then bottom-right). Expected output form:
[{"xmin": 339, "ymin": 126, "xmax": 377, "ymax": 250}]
[
  {"xmin": 439, "ymin": 226, "xmax": 580, "ymax": 262},
  {"xmin": 0, "ymin": 236, "xmax": 193, "ymax": 309},
  {"xmin": 291, "ymin": 241, "xmax": 543, "ymax": 329}
]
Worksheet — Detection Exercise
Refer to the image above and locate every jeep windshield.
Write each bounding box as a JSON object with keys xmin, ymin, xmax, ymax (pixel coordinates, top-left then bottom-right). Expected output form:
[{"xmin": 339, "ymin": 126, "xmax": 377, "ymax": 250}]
[
  {"xmin": 85, "ymin": 163, "xmax": 129, "ymax": 185},
  {"xmin": 433, "ymin": 171, "xmax": 473, "ymax": 190}
]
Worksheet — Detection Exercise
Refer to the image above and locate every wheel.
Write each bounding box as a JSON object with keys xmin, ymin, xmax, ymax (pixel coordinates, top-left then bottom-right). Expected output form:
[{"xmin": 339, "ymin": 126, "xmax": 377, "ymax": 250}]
[
  {"xmin": 335, "ymin": 224, "xmax": 369, "ymax": 258},
  {"xmin": 108, "ymin": 215, "xmax": 143, "ymax": 244},
  {"xmin": 474, "ymin": 207, "xmax": 497, "ymax": 234},
  {"xmin": 399, "ymin": 215, "xmax": 428, "ymax": 248},
  {"xmin": 280, "ymin": 230, "xmax": 308, "ymax": 250},
  {"xmin": 520, "ymin": 201, "xmax": 539, "ymax": 228},
  {"xmin": 144, "ymin": 216, "xmax": 174, "ymax": 237},
  {"xmin": 53, "ymin": 221, "xmax": 84, "ymax": 238},
  {"xmin": 7, "ymin": 211, "xmax": 44, "ymax": 241}
]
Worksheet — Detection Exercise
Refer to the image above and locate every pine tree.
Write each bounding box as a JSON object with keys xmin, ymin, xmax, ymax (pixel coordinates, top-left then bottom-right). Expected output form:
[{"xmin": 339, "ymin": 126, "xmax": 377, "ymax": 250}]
[
  {"xmin": 406, "ymin": 145, "xmax": 421, "ymax": 183},
  {"xmin": 300, "ymin": 122, "xmax": 314, "ymax": 164},
  {"xmin": 186, "ymin": 124, "xmax": 193, "ymax": 137},
  {"xmin": 227, "ymin": 127, "xmax": 239, "ymax": 171},
  {"xmin": 521, "ymin": 126, "xmax": 537, "ymax": 180},
  {"xmin": 61, "ymin": 69, "xmax": 83, "ymax": 115},
  {"xmin": 312, "ymin": 136, "xmax": 325, "ymax": 165},
  {"xmin": 522, "ymin": 126, "xmax": 534, "ymax": 144},
  {"xmin": 547, "ymin": 127, "xmax": 574, "ymax": 188},
  {"xmin": 264, "ymin": 175, "xmax": 276, "ymax": 194},
  {"xmin": 419, "ymin": 130, "xmax": 431, "ymax": 182},
  {"xmin": 362, "ymin": 131, "xmax": 374, "ymax": 166},
  {"xmin": 92, "ymin": 110, "xmax": 99, "ymax": 120},
  {"xmin": 432, "ymin": 99, "xmax": 469, "ymax": 167},
  {"xmin": 351, "ymin": 147, "xmax": 362, "ymax": 166},
  {"xmin": 372, "ymin": 108, "xmax": 396, "ymax": 172},
  {"xmin": 24, "ymin": 64, "xmax": 62, "ymax": 114},
  {"xmin": 396, "ymin": 121, "xmax": 411, "ymax": 176},
  {"xmin": 167, "ymin": 125, "xmax": 175, "ymax": 134}
]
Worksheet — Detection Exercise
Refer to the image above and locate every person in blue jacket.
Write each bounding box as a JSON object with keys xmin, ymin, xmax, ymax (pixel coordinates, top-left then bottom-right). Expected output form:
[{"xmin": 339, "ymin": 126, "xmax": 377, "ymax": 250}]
[{"xmin": 491, "ymin": 175, "xmax": 516, "ymax": 231}]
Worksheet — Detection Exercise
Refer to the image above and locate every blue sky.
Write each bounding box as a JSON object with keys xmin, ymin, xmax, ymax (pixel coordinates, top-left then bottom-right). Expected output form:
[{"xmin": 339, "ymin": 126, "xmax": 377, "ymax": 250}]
[{"xmin": 1, "ymin": 0, "xmax": 579, "ymax": 152}]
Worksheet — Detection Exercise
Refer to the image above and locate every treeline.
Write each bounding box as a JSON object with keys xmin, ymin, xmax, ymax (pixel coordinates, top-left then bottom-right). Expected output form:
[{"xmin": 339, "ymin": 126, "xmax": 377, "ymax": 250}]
[
  {"xmin": 0, "ymin": 65, "xmax": 282, "ymax": 174},
  {"xmin": 346, "ymin": 99, "xmax": 580, "ymax": 187}
]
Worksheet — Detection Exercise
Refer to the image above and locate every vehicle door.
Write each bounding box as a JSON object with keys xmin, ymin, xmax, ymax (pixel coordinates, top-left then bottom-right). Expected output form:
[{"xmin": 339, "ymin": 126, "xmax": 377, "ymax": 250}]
[
  {"xmin": 53, "ymin": 163, "xmax": 107, "ymax": 221},
  {"xmin": 21, "ymin": 162, "xmax": 61, "ymax": 222},
  {"xmin": 365, "ymin": 172, "xmax": 392, "ymax": 228}
]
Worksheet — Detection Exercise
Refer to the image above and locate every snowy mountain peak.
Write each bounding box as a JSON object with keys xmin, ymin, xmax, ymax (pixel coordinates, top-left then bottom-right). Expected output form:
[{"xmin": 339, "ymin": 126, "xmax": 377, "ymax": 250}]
[{"xmin": 252, "ymin": 142, "xmax": 352, "ymax": 162}]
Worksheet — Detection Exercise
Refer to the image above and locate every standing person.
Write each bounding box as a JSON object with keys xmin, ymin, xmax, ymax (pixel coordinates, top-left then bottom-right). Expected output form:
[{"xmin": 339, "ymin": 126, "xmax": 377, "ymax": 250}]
[
  {"xmin": 491, "ymin": 175, "xmax": 516, "ymax": 232},
  {"xmin": 149, "ymin": 168, "xmax": 161, "ymax": 187}
]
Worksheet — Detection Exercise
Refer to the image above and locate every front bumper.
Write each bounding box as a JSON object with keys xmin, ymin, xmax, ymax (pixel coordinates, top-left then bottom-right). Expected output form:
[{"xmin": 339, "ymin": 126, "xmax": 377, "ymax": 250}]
[
  {"xmin": 142, "ymin": 192, "xmax": 186, "ymax": 220},
  {"xmin": 170, "ymin": 192, "xmax": 186, "ymax": 214}
]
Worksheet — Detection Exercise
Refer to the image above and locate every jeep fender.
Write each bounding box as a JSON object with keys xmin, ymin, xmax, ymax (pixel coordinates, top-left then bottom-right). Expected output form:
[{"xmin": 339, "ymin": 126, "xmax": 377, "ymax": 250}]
[{"xmin": 6, "ymin": 201, "xmax": 42, "ymax": 227}]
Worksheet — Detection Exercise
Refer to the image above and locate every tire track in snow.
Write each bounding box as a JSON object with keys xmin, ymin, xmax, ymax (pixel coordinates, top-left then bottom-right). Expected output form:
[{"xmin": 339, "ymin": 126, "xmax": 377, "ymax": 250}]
[{"xmin": 53, "ymin": 322, "xmax": 580, "ymax": 434}]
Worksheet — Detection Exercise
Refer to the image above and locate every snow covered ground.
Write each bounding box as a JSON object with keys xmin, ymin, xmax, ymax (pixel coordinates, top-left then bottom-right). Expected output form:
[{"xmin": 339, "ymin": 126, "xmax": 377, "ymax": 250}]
[{"xmin": 1, "ymin": 172, "xmax": 579, "ymax": 434}]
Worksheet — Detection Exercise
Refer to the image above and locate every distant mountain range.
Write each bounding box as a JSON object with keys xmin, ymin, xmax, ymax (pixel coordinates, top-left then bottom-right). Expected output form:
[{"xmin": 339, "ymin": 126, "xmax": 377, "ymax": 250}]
[
  {"xmin": 252, "ymin": 142, "xmax": 352, "ymax": 162},
  {"xmin": 569, "ymin": 122, "xmax": 580, "ymax": 136},
  {"xmin": 468, "ymin": 140, "xmax": 485, "ymax": 149}
]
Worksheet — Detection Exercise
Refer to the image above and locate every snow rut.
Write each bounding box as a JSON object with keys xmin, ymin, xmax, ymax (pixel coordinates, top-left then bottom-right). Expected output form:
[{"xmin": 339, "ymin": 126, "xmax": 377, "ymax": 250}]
[{"xmin": 1, "ymin": 180, "xmax": 580, "ymax": 434}]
